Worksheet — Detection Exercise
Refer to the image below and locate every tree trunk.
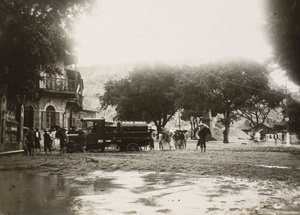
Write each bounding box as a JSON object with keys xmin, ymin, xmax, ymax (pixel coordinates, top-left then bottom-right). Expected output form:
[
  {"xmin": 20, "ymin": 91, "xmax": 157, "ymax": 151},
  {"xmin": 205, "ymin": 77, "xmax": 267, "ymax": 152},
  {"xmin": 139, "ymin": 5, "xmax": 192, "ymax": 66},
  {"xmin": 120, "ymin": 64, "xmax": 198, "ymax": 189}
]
[
  {"xmin": 190, "ymin": 117, "xmax": 198, "ymax": 139},
  {"xmin": 223, "ymin": 112, "xmax": 231, "ymax": 143},
  {"xmin": 193, "ymin": 118, "xmax": 200, "ymax": 138},
  {"xmin": 156, "ymin": 125, "xmax": 160, "ymax": 139},
  {"xmin": 190, "ymin": 118, "xmax": 194, "ymax": 139},
  {"xmin": 154, "ymin": 120, "xmax": 162, "ymax": 139}
]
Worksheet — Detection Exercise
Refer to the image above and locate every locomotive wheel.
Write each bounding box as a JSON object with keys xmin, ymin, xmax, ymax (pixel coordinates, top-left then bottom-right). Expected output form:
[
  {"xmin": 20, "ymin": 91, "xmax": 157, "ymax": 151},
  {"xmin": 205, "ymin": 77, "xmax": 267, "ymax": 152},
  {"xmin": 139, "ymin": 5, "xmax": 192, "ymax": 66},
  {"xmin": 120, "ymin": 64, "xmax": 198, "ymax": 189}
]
[{"xmin": 126, "ymin": 142, "xmax": 140, "ymax": 151}]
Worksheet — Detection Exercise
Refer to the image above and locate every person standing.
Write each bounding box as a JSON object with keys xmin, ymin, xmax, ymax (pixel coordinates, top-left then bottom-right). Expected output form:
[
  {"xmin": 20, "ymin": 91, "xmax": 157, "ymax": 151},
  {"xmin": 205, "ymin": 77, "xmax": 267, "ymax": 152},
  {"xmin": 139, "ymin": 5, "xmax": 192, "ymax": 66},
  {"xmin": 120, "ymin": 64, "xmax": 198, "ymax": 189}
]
[
  {"xmin": 196, "ymin": 123, "xmax": 211, "ymax": 152},
  {"xmin": 34, "ymin": 128, "xmax": 41, "ymax": 153},
  {"xmin": 49, "ymin": 130, "xmax": 56, "ymax": 150},
  {"xmin": 43, "ymin": 130, "xmax": 52, "ymax": 154},
  {"xmin": 78, "ymin": 130, "xmax": 87, "ymax": 153},
  {"xmin": 254, "ymin": 132, "xmax": 261, "ymax": 144},
  {"xmin": 183, "ymin": 130, "xmax": 188, "ymax": 149},
  {"xmin": 282, "ymin": 132, "xmax": 285, "ymax": 143},
  {"xmin": 274, "ymin": 133, "xmax": 279, "ymax": 145},
  {"xmin": 25, "ymin": 129, "xmax": 34, "ymax": 156},
  {"xmin": 56, "ymin": 128, "xmax": 67, "ymax": 154}
]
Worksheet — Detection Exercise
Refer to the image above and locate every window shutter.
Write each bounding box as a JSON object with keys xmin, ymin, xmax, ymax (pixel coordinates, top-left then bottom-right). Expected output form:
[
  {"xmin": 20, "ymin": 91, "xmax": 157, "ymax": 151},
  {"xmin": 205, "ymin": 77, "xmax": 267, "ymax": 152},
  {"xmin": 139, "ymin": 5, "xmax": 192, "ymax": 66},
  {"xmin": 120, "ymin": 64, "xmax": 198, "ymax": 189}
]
[
  {"xmin": 41, "ymin": 111, "xmax": 47, "ymax": 129},
  {"xmin": 55, "ymin": 112, "xmax": 60, "ymax": 127}
]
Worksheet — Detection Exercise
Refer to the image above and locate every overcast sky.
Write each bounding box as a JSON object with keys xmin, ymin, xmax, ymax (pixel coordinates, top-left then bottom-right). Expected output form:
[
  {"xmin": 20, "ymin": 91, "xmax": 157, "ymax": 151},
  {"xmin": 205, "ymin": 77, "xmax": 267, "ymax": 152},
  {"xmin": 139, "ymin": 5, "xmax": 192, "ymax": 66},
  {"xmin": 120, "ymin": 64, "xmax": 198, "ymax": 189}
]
[{"xmin": 75, "ymin": 0, "xmax": 271, "ymax": 67}]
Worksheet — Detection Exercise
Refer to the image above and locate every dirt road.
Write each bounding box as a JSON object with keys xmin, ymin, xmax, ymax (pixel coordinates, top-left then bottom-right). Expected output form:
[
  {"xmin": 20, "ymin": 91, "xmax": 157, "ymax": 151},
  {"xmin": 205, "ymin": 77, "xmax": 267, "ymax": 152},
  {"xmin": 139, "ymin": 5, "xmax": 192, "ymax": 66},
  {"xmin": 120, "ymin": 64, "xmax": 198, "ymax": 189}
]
[{"xmin": 3, "ymin": 140, "xmax": 300, "ymax": 186}]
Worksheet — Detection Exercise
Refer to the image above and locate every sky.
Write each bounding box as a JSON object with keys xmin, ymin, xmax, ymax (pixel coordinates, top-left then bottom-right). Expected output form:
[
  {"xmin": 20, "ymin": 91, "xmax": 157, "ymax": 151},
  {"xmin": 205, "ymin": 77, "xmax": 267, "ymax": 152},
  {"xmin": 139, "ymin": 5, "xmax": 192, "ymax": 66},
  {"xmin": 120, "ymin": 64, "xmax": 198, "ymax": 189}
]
[{"xmin": 75, "ymin": 0, "xmax": 271, "ymax": 67}]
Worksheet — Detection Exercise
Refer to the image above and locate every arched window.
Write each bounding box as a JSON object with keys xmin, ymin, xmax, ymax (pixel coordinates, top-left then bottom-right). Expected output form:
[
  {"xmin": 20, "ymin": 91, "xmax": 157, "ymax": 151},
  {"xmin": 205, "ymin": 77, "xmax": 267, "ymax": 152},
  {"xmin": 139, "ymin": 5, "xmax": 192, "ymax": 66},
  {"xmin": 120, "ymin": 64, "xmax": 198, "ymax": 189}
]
[
  {"xmin": 42, "ymin": 106, "xmax": 58, "ymax": 129},
  {"xmin": 46, "ymin": 106, "xmax": 55, "ymax": 128}
]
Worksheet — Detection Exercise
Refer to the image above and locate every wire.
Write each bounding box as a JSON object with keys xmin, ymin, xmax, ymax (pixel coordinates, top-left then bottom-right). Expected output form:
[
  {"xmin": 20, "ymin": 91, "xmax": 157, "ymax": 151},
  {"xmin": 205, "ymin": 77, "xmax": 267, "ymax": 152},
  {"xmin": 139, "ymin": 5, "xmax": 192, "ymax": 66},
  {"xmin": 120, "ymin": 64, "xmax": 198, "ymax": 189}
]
[{"xmin": 202, "ymin": 70, "xmax": 284, "ymax": 97}]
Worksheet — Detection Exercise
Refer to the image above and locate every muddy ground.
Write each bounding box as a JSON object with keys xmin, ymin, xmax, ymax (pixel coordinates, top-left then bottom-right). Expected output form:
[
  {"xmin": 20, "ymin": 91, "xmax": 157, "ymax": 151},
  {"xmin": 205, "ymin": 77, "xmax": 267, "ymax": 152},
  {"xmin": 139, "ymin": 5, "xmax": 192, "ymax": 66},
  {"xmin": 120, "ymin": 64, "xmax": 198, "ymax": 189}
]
[{"xmin": 3, "ymin": 139, "xmax": 300, "ymax": 188}]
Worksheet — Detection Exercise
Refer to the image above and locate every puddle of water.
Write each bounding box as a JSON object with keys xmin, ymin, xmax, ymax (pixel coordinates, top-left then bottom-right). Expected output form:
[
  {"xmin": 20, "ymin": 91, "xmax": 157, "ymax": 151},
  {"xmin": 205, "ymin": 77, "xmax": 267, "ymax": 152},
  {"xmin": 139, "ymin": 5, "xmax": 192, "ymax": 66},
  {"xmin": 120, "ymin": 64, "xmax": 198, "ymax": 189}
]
[
  {"xmin": 71, "ymin": 171, "xmax": 300, "ymax": 215},
  {"xmin": 0, "ymin": 171, "xmax": 75, "ymax": 215},
  {"xmin": 0, "ymin": 170, "xmax": 299, "ymax": 215},
  {"xmin": 252, "ymin": 165, "xmax": 293, "ymax": 169}
]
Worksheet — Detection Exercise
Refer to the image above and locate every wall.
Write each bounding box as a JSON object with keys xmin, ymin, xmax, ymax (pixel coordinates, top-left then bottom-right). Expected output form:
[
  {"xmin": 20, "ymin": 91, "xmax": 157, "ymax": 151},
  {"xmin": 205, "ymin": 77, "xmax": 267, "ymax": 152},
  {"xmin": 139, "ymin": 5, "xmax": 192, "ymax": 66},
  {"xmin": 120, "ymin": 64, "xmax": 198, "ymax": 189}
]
[{"xmin": 0, "ymin": 85, "xmax": 24, "ymax": 164}]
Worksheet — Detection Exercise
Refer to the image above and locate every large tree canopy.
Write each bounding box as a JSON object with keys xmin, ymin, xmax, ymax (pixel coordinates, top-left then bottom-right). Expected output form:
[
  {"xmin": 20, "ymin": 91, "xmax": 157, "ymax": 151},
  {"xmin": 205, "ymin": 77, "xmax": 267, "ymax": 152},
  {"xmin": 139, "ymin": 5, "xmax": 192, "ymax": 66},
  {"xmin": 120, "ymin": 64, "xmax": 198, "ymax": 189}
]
[
  {"xmin": 0, "ymin": 0, "xmax": 94, "ymax": 97},
  {"xmin": 266, "ymin": 0, "xmax": 300, "ymax": 85},
  {"xmin": 100, "ymin": 64, "xmax": 181, "ymax": 132},
  {"xmin": 178, "ymin": 60, "xmax": 276, "ymax": 143},
  {"xmin": 236, "ymin": 90, "xmax": 284, "ymax": 129},
  {"xmin": 101, "ymin": 60, "xmax": 284, "ymax": 143}
]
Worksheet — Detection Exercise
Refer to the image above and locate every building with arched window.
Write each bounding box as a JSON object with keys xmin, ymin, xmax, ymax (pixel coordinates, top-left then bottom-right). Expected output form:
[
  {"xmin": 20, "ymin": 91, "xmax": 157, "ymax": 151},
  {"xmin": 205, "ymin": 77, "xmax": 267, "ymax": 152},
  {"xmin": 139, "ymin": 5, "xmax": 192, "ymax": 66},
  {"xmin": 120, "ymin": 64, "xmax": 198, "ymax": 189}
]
[
  {"xmin": 24, "ymin": 56, "xmax": 84, "ymax": 131},
  {"xmin": 0, "ymin": 55, "xmax": 94, "ymax": 164},
  {"xmin": 45, "ymin": 106, "xmax": 57, "ymax": 128}
]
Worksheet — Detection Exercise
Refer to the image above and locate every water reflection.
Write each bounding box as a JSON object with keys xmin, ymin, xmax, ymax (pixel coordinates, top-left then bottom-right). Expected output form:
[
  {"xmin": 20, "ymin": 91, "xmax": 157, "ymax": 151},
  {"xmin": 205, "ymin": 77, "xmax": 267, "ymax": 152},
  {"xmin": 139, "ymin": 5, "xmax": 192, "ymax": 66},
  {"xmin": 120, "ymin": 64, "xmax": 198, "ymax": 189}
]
[
  {"xmin": 0, "ymin": 170, "xmax": 74, "ymax": 215},
  {"xmin": 0, "ymin": 170, "xmax": 299, "ymax": 215}
]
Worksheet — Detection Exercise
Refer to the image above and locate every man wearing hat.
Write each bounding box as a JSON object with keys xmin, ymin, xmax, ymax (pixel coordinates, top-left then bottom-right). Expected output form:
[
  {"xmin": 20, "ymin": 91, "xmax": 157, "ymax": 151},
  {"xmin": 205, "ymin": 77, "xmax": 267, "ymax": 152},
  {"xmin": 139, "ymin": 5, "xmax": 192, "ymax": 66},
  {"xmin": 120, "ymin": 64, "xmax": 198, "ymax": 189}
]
[
  {"xmin": 43, "ymin": 130, "xmax": 52, "ymax": 154},
  {"xmin": 56, "ymin": 127, "xmax": 67, "ymax": 154},
  {"xmin": 196, "ymin": 123, "xmax": 211, "ymax": 152}
]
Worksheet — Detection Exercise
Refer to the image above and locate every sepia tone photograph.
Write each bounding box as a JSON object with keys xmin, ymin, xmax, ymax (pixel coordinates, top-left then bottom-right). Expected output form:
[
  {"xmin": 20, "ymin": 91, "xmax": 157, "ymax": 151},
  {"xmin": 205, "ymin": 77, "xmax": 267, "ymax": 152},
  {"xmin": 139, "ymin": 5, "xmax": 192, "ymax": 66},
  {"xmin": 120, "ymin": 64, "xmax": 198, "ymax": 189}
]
[{"xmin": 0, "ymin": 0, "xmax": 299, "ymax": 214}]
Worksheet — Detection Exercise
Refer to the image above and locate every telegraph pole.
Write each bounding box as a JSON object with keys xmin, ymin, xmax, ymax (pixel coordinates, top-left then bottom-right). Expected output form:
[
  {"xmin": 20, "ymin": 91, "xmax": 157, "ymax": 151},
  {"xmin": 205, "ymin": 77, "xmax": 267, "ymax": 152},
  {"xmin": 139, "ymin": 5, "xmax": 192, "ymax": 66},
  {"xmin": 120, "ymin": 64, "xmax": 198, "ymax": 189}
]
[
  {"xmin": 178, "ymin": 110, "xmax": 181, "ymax": 130},
  {"xmin": 285, "ymin": 75, "xmax": 290, "ymax": 146},
  {"xmin": 190, "ymin": 116, "xmax": 194, "ymax": 139}
]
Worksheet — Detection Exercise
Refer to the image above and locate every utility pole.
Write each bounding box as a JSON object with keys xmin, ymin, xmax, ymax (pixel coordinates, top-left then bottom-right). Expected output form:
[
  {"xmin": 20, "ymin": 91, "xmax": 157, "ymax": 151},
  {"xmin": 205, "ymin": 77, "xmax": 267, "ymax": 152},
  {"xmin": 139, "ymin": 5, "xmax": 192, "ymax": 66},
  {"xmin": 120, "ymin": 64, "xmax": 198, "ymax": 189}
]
[
  {"xmin": 178, "ymin": 110, "xmax": 181, "ymax": 130},
  {"xmin": 285, "ymin": 75, "xmax": 290, "ymax": 146},
  {"xmin": 190, "ymin": 116, "xmax": 194, "ymax": 139}
]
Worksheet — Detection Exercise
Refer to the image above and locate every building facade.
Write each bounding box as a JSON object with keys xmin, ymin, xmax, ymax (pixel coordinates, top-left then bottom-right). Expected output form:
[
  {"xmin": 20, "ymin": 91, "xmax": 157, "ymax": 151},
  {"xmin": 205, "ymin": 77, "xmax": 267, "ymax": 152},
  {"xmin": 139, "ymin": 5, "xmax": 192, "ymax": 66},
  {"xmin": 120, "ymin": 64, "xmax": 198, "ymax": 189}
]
[
  {"xmin": 0, "ymin": 56, "xmax": 84, "ymax": 164},
  {"xmin": 24, "ymin": 60, "xmax": 84, "ymax": 131}
]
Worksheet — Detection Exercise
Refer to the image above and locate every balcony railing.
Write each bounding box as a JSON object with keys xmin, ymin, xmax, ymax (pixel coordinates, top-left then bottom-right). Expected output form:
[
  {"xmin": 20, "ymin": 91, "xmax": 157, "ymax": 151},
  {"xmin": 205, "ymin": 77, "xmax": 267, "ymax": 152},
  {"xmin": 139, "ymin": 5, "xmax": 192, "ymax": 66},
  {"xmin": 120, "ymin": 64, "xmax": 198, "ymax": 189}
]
[{"xmin": 39, "ymin": 77, "xmax": 77, "ymax": 92}]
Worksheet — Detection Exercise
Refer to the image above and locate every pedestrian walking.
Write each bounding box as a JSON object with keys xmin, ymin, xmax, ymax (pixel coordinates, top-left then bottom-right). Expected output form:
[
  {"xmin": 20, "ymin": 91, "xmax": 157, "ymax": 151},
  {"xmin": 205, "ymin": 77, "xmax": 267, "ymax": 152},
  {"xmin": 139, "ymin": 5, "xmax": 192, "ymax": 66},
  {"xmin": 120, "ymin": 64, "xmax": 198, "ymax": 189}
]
[
  {"xmin": 196, "ymin": 123, "xmax": 211, "ymax": 152},
  {"xmin": 34, "ymin": 128, "xmax": 41, "ymax": 153},
  {"xmin": 43, "ymin": 130, "xmax": 52, "ymax": 154}
]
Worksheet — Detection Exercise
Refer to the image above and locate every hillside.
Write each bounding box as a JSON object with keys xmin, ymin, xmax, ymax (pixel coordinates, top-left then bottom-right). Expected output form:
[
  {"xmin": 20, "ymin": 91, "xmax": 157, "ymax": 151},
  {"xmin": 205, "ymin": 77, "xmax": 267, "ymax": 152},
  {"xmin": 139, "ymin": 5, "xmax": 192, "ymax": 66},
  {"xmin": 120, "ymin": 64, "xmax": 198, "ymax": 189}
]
[{"xmin": 79, "ymin": 63, "xmax": 133, "ymax": 118}]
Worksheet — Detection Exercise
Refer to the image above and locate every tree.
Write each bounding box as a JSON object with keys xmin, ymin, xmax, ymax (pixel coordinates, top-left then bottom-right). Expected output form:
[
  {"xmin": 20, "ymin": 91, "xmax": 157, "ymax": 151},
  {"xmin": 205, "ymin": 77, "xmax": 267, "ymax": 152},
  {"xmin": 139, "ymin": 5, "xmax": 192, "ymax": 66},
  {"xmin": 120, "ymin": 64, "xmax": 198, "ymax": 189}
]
[
  {"xmin": 266, "ymin": 0, "xmax": 300, "ymax": 85},
  {"xmin": 176, "ymin": 66, "xmax": 207, "ymax": 138},
  {"xmin": 0, "ymin": 0, "xmax": 94, "ymax": 98},
  {"xmin": 236, "ymin": 90, "xmax": 284, "ymax": 129},
  {"xmin": 178, "ymin": 59, "xmax": 272, "ymax": 143},
  {"xmin": 100, "ymin": 64, "xmax": 181, "ymax": 133},
  {"xmin": 284, "ymin": 99, "xmax": 300, "ymax": 139}
]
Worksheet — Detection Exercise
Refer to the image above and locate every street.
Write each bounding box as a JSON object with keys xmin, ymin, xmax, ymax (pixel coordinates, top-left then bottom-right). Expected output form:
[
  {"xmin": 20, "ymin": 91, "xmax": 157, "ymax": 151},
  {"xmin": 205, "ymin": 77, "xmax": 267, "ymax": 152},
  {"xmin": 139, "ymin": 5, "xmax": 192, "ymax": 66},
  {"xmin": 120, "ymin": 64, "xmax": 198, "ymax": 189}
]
[{"xmin": 1, "ymin": 140, "xmax": 300, "ymax": 214}]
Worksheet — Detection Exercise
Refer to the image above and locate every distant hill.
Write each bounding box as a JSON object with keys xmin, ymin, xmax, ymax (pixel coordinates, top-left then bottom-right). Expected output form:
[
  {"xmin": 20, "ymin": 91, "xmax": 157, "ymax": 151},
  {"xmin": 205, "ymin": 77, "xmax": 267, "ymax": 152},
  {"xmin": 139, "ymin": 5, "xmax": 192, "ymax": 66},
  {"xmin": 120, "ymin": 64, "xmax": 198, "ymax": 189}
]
[{"xmin": 79, "ymin": 63, "xmax": 134, "ymax": 118}]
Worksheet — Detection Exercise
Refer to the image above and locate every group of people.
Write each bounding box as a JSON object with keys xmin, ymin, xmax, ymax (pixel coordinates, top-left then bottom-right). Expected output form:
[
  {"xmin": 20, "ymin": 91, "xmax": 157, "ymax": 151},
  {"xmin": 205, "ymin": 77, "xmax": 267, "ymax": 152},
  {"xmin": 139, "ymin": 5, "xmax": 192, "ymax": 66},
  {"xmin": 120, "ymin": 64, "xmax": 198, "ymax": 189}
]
[
  {"xmin": 24, "ymin": 124, "xmax": 212, "ymax": 154},
  {"xmin": 158, "ymin": 123, "xmax": 211, "ymax": 152},
  {"xmin": 24, "ymin": 127, "xmax": 67, "ymax": 155},
  {"xmin": 253, "ymin": 130, "xmax": 285, "ymax": 145},
  {"xmin": 172, "ymin": 130, "xmax": 188, "ymax": 149}
]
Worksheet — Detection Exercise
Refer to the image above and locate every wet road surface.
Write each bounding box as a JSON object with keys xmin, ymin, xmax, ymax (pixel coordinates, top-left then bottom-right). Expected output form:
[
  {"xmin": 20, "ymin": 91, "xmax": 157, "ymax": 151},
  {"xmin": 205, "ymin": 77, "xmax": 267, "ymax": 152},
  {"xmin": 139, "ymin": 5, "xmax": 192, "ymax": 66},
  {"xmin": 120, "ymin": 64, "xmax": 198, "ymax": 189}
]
[{"xmin": 0, "ymin": 170, "xmax": 299, "ymax": 214}]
